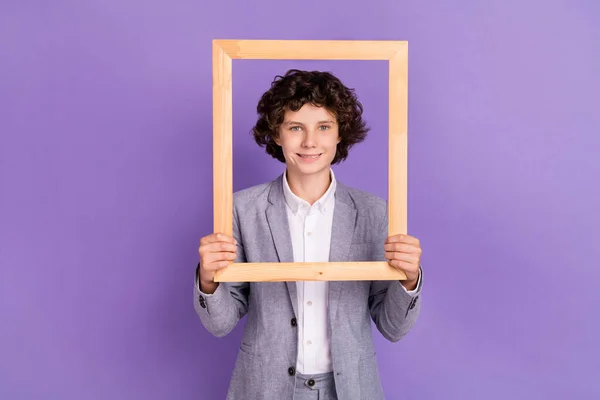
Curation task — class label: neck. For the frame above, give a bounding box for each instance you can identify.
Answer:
[286,168,331,205]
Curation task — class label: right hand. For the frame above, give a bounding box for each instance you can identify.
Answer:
[198,233,237,293]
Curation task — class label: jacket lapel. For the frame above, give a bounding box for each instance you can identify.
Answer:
[265,175,298,317]
[265,176,358,320]
[328,183,357,321]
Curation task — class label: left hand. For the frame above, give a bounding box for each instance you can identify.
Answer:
[384,234,422,291]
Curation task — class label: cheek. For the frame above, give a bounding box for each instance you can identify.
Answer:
[282,141,296,154]
[329,135,341,149]
[278,134,296,148]
[279,139,297,159]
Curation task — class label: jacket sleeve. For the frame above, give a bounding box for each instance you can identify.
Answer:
[368,205,423,342]
[193,203,249,337]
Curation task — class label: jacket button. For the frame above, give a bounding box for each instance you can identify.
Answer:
[288,367,295,376]
[307,379,315,387]
[291,318,297,327]
[199,296,206,309]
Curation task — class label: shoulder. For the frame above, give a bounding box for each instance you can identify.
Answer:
[338,182,388,241]
[232,176,279,211]
[341,183,387,217]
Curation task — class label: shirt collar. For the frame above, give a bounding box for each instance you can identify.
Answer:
[282,169,337,215]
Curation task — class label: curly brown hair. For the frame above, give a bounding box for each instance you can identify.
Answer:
[252,69,369,164]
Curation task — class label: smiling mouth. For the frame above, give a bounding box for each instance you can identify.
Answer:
[297,153,322,159]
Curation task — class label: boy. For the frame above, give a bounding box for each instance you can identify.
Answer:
[194,69,422,399]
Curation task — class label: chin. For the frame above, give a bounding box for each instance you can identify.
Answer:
[295,162,330,176]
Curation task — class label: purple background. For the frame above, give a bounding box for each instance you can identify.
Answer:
[1,1,599,399]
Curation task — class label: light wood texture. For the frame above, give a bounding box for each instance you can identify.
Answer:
[214,262,407,282]
[212,41,233,237]
[212,39,409,282]
[388,44,409,236]
[214,40,405,60]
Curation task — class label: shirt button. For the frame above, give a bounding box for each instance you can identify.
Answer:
[306,340,312,345]
[307,232,312,236]
[307,301,312,306]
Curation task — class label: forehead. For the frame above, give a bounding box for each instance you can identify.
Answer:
[283,103,336,122]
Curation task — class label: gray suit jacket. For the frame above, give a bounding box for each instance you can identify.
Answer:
[194,174,422,399]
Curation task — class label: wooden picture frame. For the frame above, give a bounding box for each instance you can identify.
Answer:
[212,39,408,282]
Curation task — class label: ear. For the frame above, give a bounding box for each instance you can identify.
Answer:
[274,136,281,146]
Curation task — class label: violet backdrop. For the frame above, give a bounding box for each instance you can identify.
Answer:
[1,0,599,399]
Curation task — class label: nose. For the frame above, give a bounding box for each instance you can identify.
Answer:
[301,128,317,148]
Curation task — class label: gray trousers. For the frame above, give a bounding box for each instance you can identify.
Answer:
[293,372,338,400]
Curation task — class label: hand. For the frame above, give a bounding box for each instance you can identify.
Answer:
[198,233,237,294]
[384,234,422,291]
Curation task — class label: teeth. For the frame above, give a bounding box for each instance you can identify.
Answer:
[300,154,320,158]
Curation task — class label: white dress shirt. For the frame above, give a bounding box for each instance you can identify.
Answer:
[282,169,337,374]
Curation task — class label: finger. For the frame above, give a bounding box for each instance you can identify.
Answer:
[214,260,232,269]
[384,242,422,254]
[200,233,237,246]
[202,259,232,271]
[385,234,420,246]
[388,260,420,277]
[200,233,219,245]
[203,251,237,265]
[200,242,237,255]
[202,259,234,272]
[384,252,420,264]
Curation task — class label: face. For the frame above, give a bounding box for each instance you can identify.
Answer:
[274,103,341,178]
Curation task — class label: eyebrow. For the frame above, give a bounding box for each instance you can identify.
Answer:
[283,120,335,125]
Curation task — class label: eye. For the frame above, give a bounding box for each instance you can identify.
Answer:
[290,126,302,132]
[319,125,331,131]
